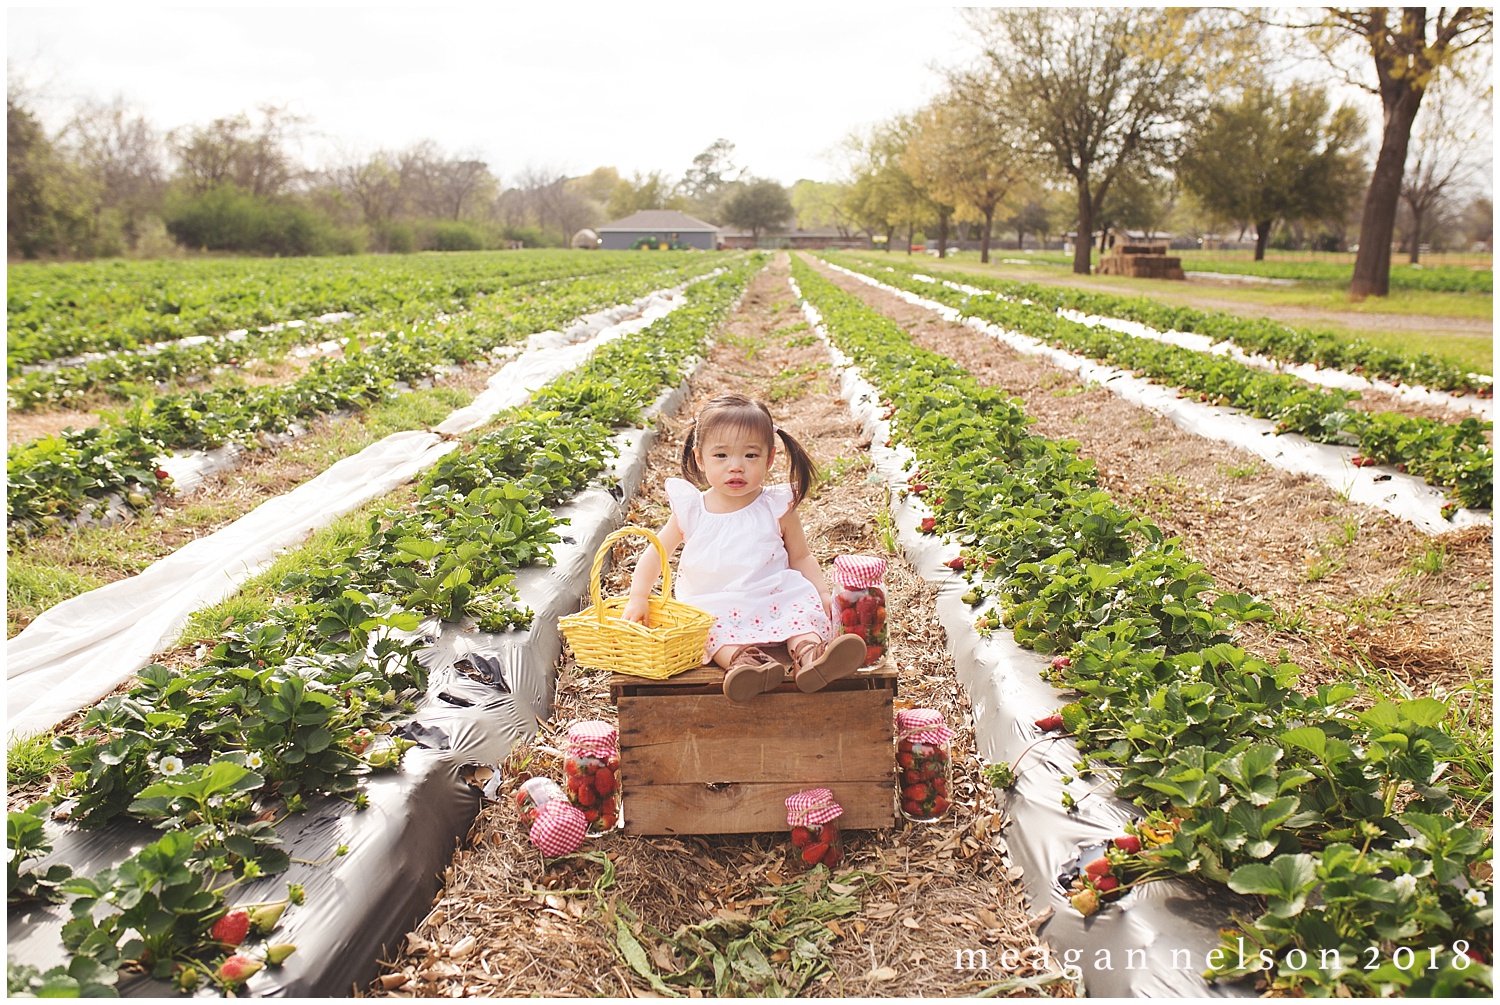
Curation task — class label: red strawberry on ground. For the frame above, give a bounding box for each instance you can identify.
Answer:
[919,517,937,533]
[1113,835,1142,854]
[1050,656,1072,669]
[217,954,262,986]
[945,556,966,571]
[210,908,250,947]
[1034,714,1064,731]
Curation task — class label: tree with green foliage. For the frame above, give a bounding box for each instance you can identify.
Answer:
[606,170,681,220]
[721,178,794,242]
[1177,82,1366,260]
[789,178,854,235]
[1307,8,1492,297]
[960,7,1243,274]
[7,91,93,258]
[905,93,1026,263]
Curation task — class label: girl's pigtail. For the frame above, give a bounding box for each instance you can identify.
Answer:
[776,428,819,508]
[680,420,705,486]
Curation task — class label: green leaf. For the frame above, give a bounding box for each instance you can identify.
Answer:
[1228,853,1316,917]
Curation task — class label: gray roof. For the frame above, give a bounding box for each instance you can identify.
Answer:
[597,209,718,233]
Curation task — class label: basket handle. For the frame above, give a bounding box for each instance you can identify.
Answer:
[589,525,672,626]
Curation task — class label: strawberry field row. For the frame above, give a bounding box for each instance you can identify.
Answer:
[826,256,1492,513]
[7,250,694,372]
[791,256,1490,997]
[6,260,758,996]
[6,260,723,538]
[836,253,1490,395]
[8,255,702,411]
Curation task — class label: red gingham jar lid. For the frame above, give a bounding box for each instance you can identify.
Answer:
[529,800,587,856]
[566,720,618,758]
[833,555,887,589]
[896,708,955,745]
[786,787,844,827]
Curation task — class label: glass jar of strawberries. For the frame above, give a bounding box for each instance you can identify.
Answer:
[895,708,954,823]
[515,776,567,823]
[564,720,621,836]
[832,555,888,666]
[786,788,845,869]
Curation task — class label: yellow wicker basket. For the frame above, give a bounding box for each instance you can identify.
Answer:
[559,526,713,679]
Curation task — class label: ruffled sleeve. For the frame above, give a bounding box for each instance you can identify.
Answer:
[761,484,795,520]
[664,478,702,537]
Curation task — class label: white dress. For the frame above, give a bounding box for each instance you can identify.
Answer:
[665,477,833,659]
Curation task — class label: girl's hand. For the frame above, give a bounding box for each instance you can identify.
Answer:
[621,595,650,625]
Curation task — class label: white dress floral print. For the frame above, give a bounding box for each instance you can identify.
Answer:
[665,477,833,659]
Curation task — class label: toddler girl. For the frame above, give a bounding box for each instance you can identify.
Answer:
[621,393,866,702]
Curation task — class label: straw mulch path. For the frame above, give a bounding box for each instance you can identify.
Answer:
[365,256,1074,998]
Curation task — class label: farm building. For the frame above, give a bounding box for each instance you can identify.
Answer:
[597,210,718,251]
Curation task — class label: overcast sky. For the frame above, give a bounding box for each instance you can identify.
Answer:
[8,5,973,187]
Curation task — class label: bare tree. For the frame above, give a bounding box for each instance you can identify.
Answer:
[960,8,1242,274]
[1398,74,1489,262]
[1305,8,1492,296]
[60,96,164,249]
[171,103,304,197]
[326,150,404,227]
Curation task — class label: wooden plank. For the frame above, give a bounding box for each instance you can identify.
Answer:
[623,780,894,835]
[619,690,893,785]
[610,655,897,699]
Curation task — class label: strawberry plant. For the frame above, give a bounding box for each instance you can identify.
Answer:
[792,257,1492,996]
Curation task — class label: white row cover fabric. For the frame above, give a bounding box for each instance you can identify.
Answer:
[918,273,1493,420]
[6,289,690,739]
[833,264,1489,534]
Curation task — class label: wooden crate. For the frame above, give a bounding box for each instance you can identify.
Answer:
[611,648,897,835]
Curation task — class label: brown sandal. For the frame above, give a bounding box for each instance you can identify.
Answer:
[721,646,789,702]
[791,635,866,693]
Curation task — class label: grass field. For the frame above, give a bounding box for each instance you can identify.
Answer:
[894,251,1493,375]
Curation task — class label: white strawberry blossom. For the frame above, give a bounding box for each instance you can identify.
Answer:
[245,752,264,770]
[1393,873,1418,894]
[1464,889,1486,907]
[159,755,184,776]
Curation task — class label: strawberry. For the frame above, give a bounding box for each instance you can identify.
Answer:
[154,467,170,480]
[856,596,879,619]
[931,796,950,814]
[790,826,814,848]
[802,842,829,865]
[905,784,930,803]
[593,766,616,796]
[823,844,843,868]
[1050,656,1072,669]
[584,808,599,823]
[896,751,914,769]
[932,777,948,795]
[1070,888,1100,917]
[210,907,251,947]
[249,901,286,934]
[264,943,297,966]
[1095,875,1121,895]
[574,784,596,807]
[217,954,262,986]
[919,517,936,533]
[1034,714,1064,731]
[945,556,966,571]
[840,609,859,627]
[1083,857,1112,879]
[864,644,883,662]
[902,798,922,816]
[910,482,928,494]
[844,624,867,641]
[1112,835,1141,854]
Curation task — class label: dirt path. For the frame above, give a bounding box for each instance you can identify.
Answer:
[803,254,1493,713]
[368,257,1069,998]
